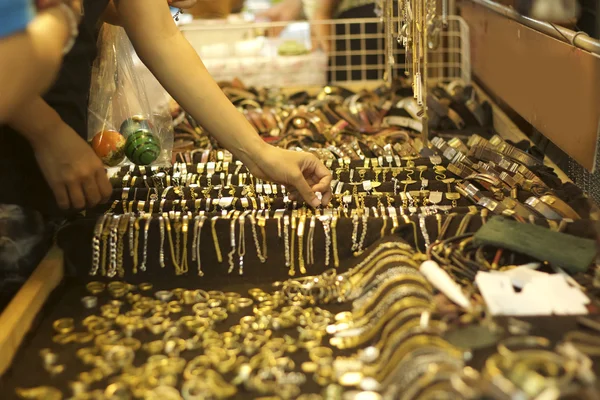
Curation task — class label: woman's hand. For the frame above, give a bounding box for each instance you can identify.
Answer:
[256,0,303,36]
[32,123,112,210]
[243,145,332,208]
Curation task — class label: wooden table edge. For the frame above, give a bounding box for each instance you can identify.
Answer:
[0,246,64,377]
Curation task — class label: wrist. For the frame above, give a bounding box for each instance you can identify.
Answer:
[235,134,269,165]
[8,98,68,148]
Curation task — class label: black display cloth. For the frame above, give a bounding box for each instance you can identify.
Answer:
[0,236,404,399]
[2,231,600,399]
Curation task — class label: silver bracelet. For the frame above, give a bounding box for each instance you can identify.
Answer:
[419,214,432,249]
[58,3,79,55]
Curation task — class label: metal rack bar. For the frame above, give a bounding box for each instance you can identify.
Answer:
[468,0,600,55]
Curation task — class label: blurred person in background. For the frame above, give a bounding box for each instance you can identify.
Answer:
[0,0,78,122]
[259,0,396,81]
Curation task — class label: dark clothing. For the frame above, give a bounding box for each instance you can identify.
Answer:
[0,0,109,216]
[329,3,404,82]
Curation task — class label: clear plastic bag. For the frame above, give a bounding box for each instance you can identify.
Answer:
[88,24,173,167]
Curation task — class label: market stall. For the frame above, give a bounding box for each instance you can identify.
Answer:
[1,1,600,399]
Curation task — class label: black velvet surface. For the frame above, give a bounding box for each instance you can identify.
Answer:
[0,236,406,399]
[3,227,600,398]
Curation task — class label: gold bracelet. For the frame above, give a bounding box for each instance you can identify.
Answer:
[290,213,297,276]
[497,336,551,359]
[307,215,316,266]
[163,214,181,273]
[132,216,141,274]
[211,216,223,263]
[402,214,422,253]
[380,213,388,239]
[331,215,339,268]
[298,213,306,274]
[100,216,112,276]
[180,213,190,275]
[237,211,248,275]
[116,216,129,277]
[283,215,291,271]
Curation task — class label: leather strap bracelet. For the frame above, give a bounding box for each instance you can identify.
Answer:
[469,146,546,191]
[395,98,422,121]
[383,115,423,133]
[447,162,476,179]
[524,197,563,220]
[495,142,542,167]
[539,195,581,220]
[467,134,491,149]
[478,197,509,215]
[502,198,541,220]
[447,138,469,154]
[427,94,466,129]
[455,182,484,204]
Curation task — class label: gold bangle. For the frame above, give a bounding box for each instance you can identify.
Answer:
[53,318,75,334]
[138,282,153,291]
[308,346,333,364]
[143,340,165,355]
[52,333,76,345]
[236,297,254,308]
[497,336,551,359]
[562,331,600,356]
[86,281,106,295]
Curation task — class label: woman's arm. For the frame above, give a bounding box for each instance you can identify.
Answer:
[7,97,113,210]
[102,0,198,26]
[0,6,72,122]
[114,0,332,207]
[312,0,342,51]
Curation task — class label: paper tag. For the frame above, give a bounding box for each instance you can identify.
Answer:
[343,195,353,204]
[476,271,589,316]
[264,184,272,195]
[394,156,402,167]
[335,182,344,195]
[363,180,372,191]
